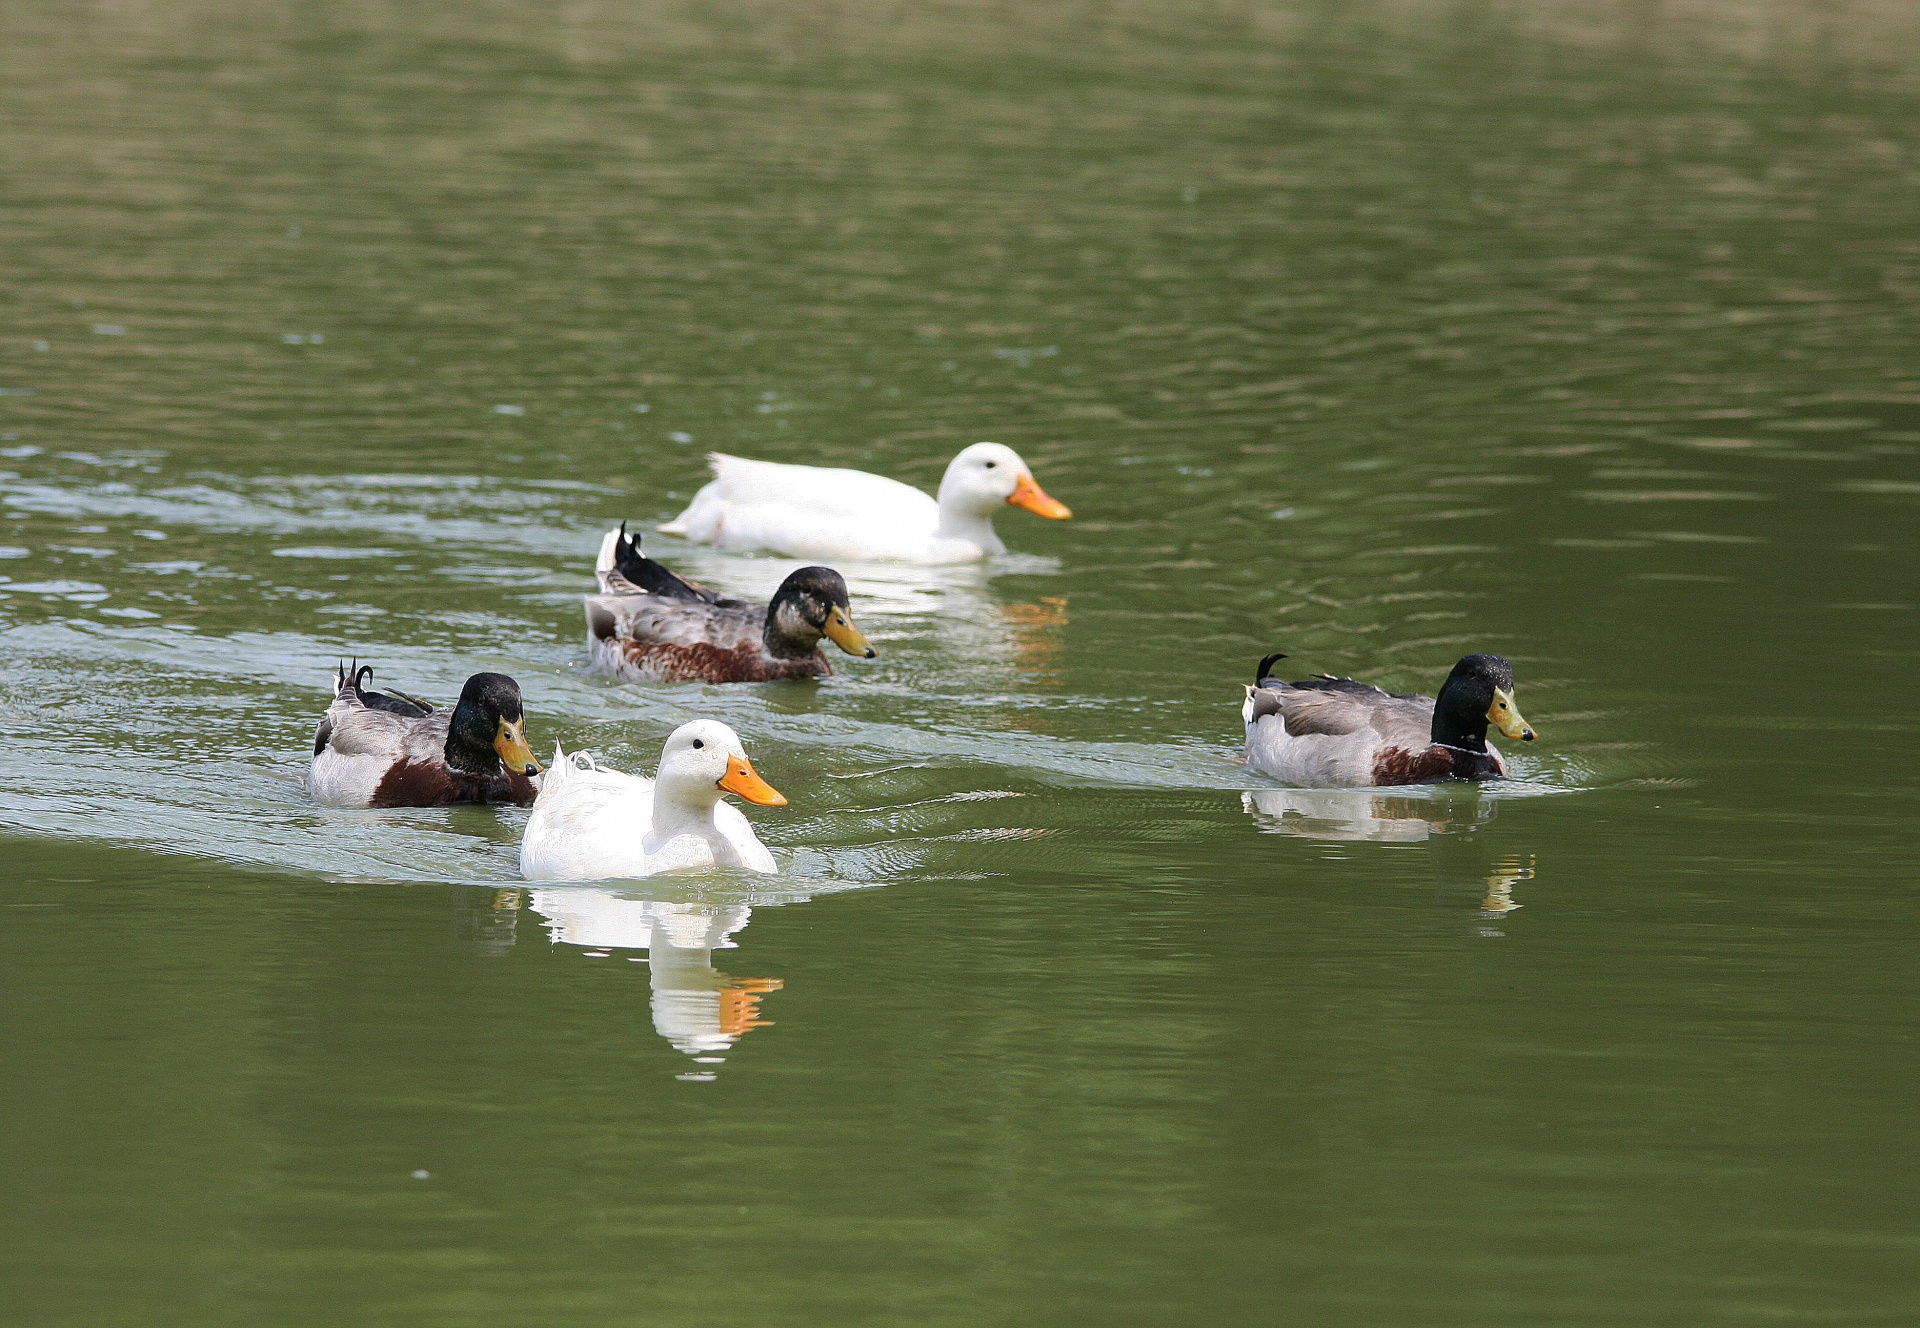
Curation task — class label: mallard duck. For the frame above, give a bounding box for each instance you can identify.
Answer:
[1242,652,1537,787]
[308,663,542,807]
[658,442,1071,563]
[519,720,787,880]
[584,525,875,683]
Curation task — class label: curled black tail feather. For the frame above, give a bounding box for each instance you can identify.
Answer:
[1256,652,1288,685]
[611,523,724,604]
[335,658,374,695]
[336,658,433,717]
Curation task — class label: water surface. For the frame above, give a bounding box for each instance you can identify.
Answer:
[3,2,1918,1324]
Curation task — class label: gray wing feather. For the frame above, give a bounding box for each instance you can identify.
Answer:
[319,691,451,760]
[1267,677,1435,744]
[586,593,763,650]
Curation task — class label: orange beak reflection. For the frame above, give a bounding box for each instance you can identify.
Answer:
[1008,472,1072,520]
[717,753,788,807]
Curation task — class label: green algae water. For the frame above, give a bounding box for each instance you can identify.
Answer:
[3,2,1919,1323]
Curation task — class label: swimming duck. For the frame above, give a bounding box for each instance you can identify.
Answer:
[308,664,542,807]
[658,441,1071,564]
[519,720,787,880]
[1242,652,1537,788]
[585,525,875,683]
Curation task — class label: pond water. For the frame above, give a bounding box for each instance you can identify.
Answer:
[2,2,1918,1323]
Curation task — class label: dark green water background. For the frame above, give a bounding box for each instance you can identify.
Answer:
[3,2,1918,1323]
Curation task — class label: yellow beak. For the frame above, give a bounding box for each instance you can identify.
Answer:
[1487,688,1536,742]
[717,752,788,807]
[821,606,876,658]
[1008,471,1072,520]
[493,718,543,775]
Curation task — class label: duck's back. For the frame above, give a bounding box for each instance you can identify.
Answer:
[520,751,658,880]
[662,453,940,560]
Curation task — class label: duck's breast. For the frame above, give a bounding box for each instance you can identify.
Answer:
[714,800,778,873]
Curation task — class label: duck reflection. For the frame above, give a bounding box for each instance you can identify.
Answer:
[1241,787,1537,932]
[1241,787,1495,842]
[1429,828,1536,936]
[451,886,525,958]
[527,887,783,1072]
[1000,595,1069,678]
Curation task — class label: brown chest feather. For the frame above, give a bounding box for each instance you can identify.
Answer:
[369,761,537,808]
[1371,744,1503,786]
[611,639,824,683]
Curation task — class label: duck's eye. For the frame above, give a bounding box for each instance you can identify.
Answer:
[984,460,996,469]
[692,739,704,749]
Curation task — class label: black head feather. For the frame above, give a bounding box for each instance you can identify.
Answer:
[445,672,527,774]
[1431,653,1516,751]
[763,566,853,658]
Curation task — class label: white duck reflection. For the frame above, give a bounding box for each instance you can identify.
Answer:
[1242,787,1534,927]
[528,886,782,1068]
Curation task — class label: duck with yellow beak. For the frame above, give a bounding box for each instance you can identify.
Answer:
[659,441,1071,564]
[586,525,876,683]
[519,721,788,879]
[1242,652,1539,788]
[308,663,543,808]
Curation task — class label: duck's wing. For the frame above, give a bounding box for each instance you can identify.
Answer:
[584,591,764,651]
[1251,677,1378,737]
[1255,676,1435,745]
[320,706,447,758]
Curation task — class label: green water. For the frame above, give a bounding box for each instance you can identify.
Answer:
[3,2,1919,1323]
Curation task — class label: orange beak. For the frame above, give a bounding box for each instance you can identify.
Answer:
[716,753,787,807]
[1008,472,1072,520]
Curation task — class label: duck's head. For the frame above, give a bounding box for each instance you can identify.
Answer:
[937,442,1072,521]
[657,720,788,808]
[765,565,875,660]
[1431,654,1536,752]
[446,672,542,777]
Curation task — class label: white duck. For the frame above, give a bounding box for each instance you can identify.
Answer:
[658,441,1071,564]
[519,720,787,881]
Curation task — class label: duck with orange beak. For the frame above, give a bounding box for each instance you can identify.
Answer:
[659,442,1071,564]
[519,720,789,879]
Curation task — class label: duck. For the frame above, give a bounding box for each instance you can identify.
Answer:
[308,663,542,807]
[658,441,1071,564]
[585,524,875,683]
[519,720,787,880]
[1242,652,1537,788]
